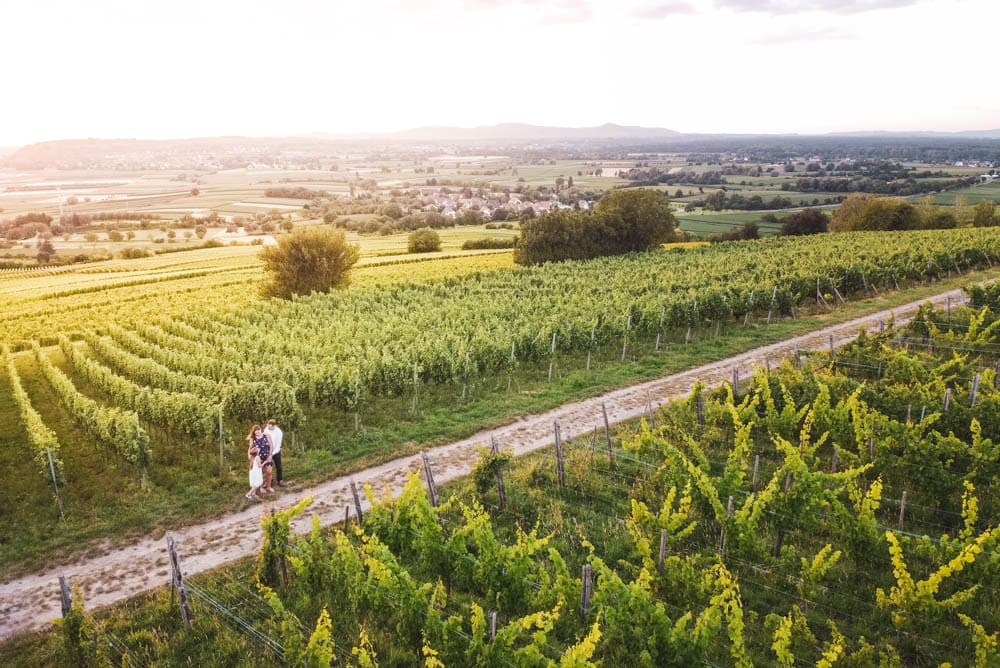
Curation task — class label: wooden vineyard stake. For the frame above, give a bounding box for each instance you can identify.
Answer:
[696,394,704,428]
[879,319,885,334]
[795,346,802,369]
[898,491,907,530]
[829,278,846,305]
[548,332,557,382]
[943,388,951,412]
[343,505,351,532]
[732,366,739,396]
[829,334,835,357]
[970,374,981,407]
[657,529,668,574]
[868,436,875,462]
[831,446,839,473]
[586,328,595,371]
[621,313,631,362]
[580,564,593,623]
[744,289,755,327]
[646,389,655,427]
[489,611,498,641]
[719,495,733,556]
[656,306,665,350]
[554,421,565,489]
[816,278,829,308]
[906,404,912,424]
[767,286,777,324]
[422,453,440,507]
[751,454,760,493]
[46,447,65,521]
[218,404,226,475]
[918,406,926,424]
[995,361,1000,389]
[490,436,507,511]
[270,508,290,589]
[601,403,615,470]
[167,536,192,629]
[784,471,793,493]
[350,480,365,526]
[59,576,72,617]
[947,296,951,316]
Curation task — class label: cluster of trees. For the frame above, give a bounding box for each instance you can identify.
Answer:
[703,191,796,211]
[830,194,998,232]
[621,167,727,186]
[784,175,976,196]
[264,187,328,200]
[514,189,676,265]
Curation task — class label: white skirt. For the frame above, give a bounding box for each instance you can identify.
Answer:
[250,466,263,487]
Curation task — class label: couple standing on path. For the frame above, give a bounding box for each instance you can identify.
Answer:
[246,419,284,500]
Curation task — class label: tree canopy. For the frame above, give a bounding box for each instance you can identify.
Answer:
[260,227,360,299]
[514,188,676,265]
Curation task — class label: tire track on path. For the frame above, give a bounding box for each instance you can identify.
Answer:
[0,286,967,641]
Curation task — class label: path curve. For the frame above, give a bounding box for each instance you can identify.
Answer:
[0,287,967,641]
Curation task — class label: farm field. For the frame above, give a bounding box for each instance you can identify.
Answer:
[3,291,999,665]
[1,228,1000,585]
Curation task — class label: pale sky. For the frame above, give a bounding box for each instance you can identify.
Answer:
[1,0,998,146]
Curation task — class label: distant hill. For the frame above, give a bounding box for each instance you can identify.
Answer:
[382,122,680,141]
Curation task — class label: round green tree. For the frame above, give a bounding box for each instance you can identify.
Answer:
[260,227,360,298]
[408,228,441,253]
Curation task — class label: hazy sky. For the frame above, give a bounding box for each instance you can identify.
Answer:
[2,0,998,145]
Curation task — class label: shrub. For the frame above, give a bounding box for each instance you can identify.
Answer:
[260,227,360,299]
[461,237,517,250]
[408,228,441,253]
[118,247,151,259]
[709,221,759,243]
[780,208,828,236]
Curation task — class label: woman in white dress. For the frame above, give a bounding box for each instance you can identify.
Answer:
[246,446,263,500]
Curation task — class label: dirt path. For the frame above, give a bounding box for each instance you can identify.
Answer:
[0,287,966,641]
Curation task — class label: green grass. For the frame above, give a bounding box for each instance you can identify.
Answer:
[931,179,1000,205]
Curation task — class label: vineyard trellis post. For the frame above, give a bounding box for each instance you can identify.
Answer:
[621,313,631,362]
[657,528,667,574]
[601,403,615,470]
[343,505,351,532]
[46,447,65,521]
[580,564,593,623]
[829,334,834,358]
[898,491,908,530]
[217,404,225,476]
[586,327,595,371]
[767,286,777,324]
[868,436,875,463]
[995,360,1000,389]
[548,332,557,382]
[553,421,565,489]
[906,404,912,424]
[829,277,845,305]
[350,480,364,527]
[422,452,440,507]
[489,611,498,641]
[751,454,760,493]
[943,388,951,412]
[167,535,193,629]
[696,394,704,428]
[732,366,739,396]
[918,406,926,424]
[59,575,72,617]
[490,436,506,511]
[744,289,755,327]
[719,495,733,556]
[970,374,981,406]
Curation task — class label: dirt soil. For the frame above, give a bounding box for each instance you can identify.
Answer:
[0,287,967,641]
